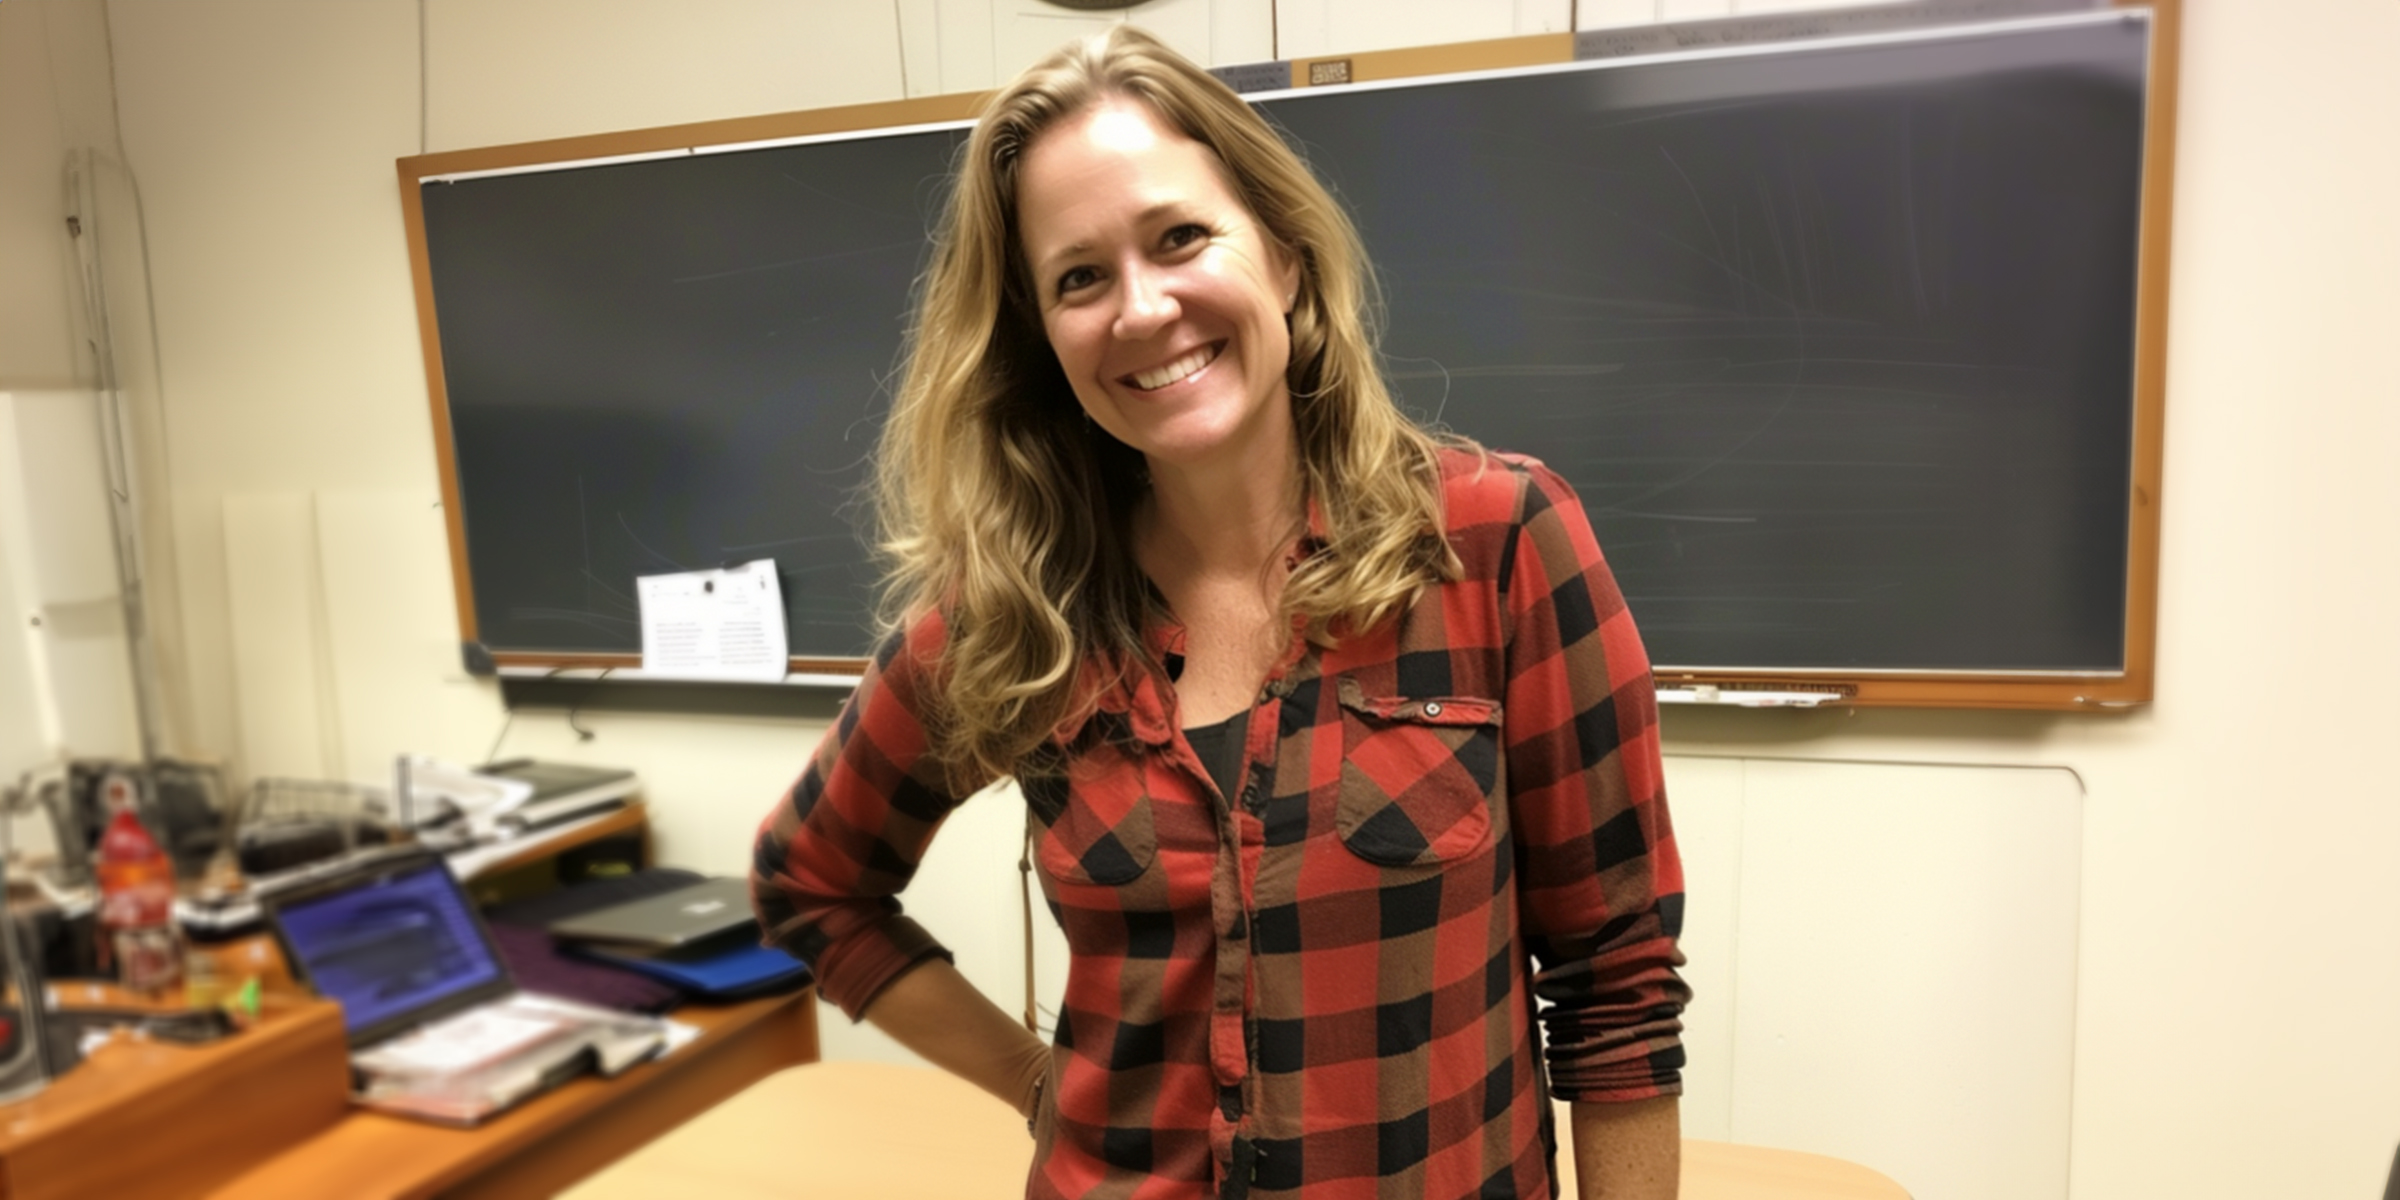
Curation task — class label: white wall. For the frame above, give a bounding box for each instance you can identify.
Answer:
[0,0,140,787]
[77,1,2400,1196]
[0,0,111,392]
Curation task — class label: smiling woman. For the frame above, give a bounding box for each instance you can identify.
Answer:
[1017,100,1301,477]
[751,26,1689,1200]
[863,26,1470,778]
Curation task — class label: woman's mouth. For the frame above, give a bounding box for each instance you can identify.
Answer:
[1124,342,1222,391]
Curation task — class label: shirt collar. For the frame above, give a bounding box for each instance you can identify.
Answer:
[1052,498,1324,749]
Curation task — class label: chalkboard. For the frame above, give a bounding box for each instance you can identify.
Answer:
[405,9,2169,704]
[423,128,965,662]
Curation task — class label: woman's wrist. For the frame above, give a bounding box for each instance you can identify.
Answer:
[1023,1072,1046,1134]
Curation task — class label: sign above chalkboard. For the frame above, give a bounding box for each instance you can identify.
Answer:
[398,3,2177,709]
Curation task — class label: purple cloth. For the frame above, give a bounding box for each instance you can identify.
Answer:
[487,920,682,1014]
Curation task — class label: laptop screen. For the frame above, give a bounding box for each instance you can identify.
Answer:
[275,857,507,1037]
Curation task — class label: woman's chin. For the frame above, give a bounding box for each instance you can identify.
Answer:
[1121,399,1290,477]
[1130,424,1266,475]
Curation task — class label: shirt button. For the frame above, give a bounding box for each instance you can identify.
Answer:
[1423,701,1443,717]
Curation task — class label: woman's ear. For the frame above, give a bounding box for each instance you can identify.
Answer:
[1274,243,1302,315]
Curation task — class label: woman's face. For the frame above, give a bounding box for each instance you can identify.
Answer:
[1015,99,1301,474]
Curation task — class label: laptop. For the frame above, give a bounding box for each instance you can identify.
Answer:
[546,876,755,950]
[266,850,665,1124]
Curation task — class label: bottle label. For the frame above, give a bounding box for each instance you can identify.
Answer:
[112,926,184,994]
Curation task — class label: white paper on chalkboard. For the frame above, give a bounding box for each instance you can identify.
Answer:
[635,560,788,681]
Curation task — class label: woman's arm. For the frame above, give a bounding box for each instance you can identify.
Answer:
[751,616,998,1009]
[1570,1097,1680,1200]
[861,957,1052,1118]
[750,615,1053,1121]
[1490,455,1690,1177]
[751,619,960,1019]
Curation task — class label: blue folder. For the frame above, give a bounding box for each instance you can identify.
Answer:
[571,935,811,999]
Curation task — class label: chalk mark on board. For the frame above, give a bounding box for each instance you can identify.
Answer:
[1586,359,1806,517]
[1778,142,1819,312]
[575,571,638,611]
[1658,146,1730,293]
[1599,529,1769,556]
[1592,98,1775,134]
[672,239,924,286]
[616,513,691,572]
[1426,280,1713,318]
[1758,175,1800,322]
[508,607,641,634]
[1623,577,1915,611]
[778,172,904,224]
[1609,511,1757,524]
[1385,363,1623,380]
[1898,103,1931,316]
[574,476,642,612]
[1577,457,1948,471]
[1634,223,1800,319]
[719,532,854,554]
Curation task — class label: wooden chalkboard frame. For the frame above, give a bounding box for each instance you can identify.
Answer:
[397,0,2178,710]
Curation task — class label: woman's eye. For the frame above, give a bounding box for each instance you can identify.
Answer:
[1055,266,1099,297]
[1163,224,1208,251]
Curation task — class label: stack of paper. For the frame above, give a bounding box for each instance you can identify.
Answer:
[350,993,668,1125]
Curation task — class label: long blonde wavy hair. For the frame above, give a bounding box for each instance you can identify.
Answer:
[873,25,1459,785]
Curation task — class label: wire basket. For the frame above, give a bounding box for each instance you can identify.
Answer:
[234,777,400,875]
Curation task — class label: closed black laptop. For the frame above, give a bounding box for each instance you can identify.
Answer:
[546,876,755,950]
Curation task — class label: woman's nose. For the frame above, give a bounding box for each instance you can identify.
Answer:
[1112,263,1178,339]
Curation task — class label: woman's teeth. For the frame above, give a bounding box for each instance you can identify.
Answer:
[1131,345,1218,390]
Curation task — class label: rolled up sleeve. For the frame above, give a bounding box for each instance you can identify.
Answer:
[750,612,980,1020]
[1498,457,1690,1102]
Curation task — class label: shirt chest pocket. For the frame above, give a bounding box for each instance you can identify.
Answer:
[1333,676,1504,868]
[1026,750,1159,887]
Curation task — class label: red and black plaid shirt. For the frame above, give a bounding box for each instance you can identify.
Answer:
[754,450,1687,1200]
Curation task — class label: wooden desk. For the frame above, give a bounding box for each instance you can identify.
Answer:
[1673,1137,1914,1200]
[0,983,815,1200]
[203,987,818,1200]
[564,1060,1911,1200]
[4,809,818,1199]
[0,993,349,1200]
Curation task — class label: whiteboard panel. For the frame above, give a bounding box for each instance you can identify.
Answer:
[222,493,334,781]
[314,490,497,782]
[1730,759,2081,1200]
[1659,754,1745,1140]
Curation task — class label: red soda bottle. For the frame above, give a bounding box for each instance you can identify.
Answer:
[95,773,184,994]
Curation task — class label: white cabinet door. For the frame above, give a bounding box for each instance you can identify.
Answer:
[1664,755,2081,1200]
[904,0,1276,97]
[0,391,142,765]
[1280,0,1571,59]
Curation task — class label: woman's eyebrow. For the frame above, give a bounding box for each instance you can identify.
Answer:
[1032,238,1096,278]
[1031,200,1200,277]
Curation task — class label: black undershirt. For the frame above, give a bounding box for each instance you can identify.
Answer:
[1181,710,1249,804]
